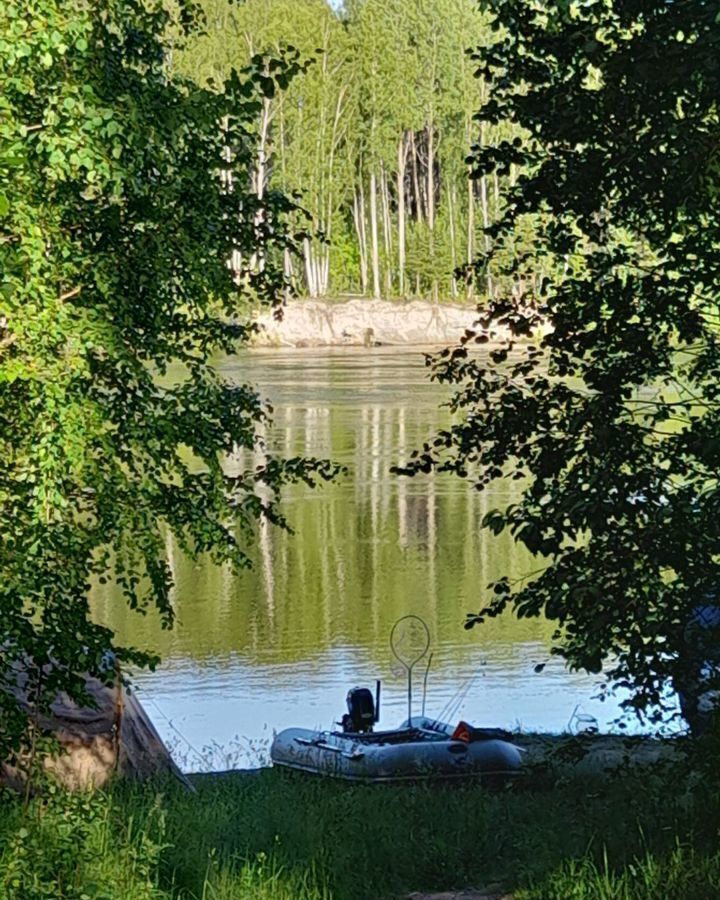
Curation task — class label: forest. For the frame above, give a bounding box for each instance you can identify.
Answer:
[3,0,720,897]
[173,0,532,303]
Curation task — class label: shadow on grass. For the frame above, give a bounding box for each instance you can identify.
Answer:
[155,751,720,899]
[2,745,720,899]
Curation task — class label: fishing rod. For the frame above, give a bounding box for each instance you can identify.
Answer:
[421,651,434,717]
[435,666,482,724]
[445,672,479,722]
[146,697,211,770]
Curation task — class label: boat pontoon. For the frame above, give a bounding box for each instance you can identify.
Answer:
[270,683,522,783]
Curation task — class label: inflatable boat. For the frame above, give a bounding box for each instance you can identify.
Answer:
[270,685,522,783]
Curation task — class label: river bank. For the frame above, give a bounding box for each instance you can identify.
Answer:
[185,731,684,783]
[2,744,718,900]
[251,298,487,348]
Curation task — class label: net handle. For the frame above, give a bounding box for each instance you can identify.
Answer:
[390,615,430,724]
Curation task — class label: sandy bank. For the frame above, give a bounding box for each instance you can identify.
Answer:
[252,298,486,348]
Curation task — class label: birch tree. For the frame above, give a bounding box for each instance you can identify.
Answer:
[176,0,521,303]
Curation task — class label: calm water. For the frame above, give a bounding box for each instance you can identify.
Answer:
[93,348,644,772]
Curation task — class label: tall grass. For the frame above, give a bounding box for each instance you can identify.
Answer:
[1,760,719,899]
[518,845,720,900]
[0,784,167,900]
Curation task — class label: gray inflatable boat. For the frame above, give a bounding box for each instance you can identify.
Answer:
[270,718,522,783]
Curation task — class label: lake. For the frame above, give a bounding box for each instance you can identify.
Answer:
[93,347,646,772]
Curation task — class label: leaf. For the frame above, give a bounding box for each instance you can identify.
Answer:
[0,0,328,763]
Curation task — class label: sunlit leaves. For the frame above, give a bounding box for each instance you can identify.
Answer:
[0,0,337,757]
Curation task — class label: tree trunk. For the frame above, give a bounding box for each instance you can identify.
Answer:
[303,237,318,298]
[314,254,323,297]
[353,188,368,295]
[426,124,435,232]
[426,124,437,301]
[283,247,294,303]
[320,84,347,299]
[448,184,458,299]
[251,94,272,274]
[410,131,423,223]
[380,163,393,296]
[320,246,330,297]
[466,176,475,300]
[479,123,493,300]
[369,170,381,299]
[479,173,493,300]
[397,135,408,297]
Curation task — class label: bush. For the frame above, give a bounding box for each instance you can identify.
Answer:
[0,785,166,900]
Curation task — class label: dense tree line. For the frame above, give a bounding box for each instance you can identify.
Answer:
[174,0,539,303]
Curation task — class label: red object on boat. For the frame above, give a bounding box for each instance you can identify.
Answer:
[451,721,472,743]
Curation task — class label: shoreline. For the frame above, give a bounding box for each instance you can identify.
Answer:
[251,297,489,348]
[186,730,685,782]
[3,728,705,900]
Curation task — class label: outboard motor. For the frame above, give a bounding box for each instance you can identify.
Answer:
[340,682,380,733]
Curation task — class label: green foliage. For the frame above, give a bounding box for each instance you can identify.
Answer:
[174,0,504,301]
[3,761,720,899]
[0,0,336,757]
[401,1,720,721]
[517,846,720,900]
[0,785,166,899]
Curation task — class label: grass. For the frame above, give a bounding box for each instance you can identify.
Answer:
[2,752,720,900]
[517,845,720,900]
